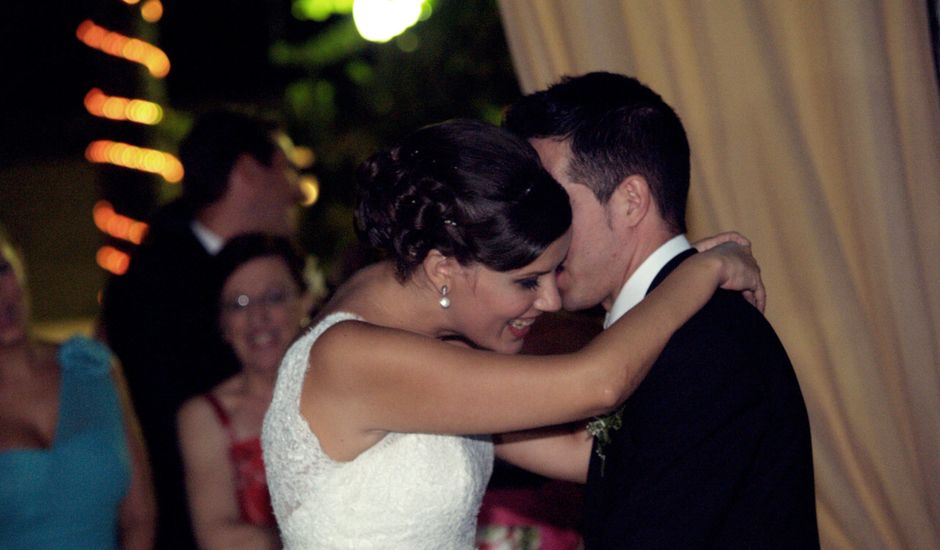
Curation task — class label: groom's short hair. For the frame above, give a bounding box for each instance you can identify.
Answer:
[504,71,690,235]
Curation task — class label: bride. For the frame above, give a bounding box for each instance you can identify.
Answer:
[262,119,762,549]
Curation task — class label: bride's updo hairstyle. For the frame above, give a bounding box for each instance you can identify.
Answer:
[355,119,572,281]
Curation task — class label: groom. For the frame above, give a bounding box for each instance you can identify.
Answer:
[505,72,819,548]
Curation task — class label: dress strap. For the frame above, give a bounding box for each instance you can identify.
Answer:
[204,393,237,444]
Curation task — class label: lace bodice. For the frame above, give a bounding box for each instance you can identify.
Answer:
[262,312,494,549]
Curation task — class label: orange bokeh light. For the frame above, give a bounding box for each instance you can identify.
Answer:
[93,201,149,245]
[291,145,316,169]
[84,88,164,125]
[76,19,170,77]
[85,140,184,183]
[299,175,320,207]
[141,0,163,22]
[96,246,131,275]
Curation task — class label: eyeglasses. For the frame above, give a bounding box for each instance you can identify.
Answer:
[221,287,295,314]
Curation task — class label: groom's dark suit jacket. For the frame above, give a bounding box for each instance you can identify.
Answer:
[582,249,818,549]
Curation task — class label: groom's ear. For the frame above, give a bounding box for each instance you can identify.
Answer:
[609,175,651,228]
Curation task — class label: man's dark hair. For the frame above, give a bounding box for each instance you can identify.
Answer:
[178,110,281,212]
[504,71,690,234]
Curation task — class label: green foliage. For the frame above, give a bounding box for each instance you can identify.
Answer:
[272,0,520,281]
[292,0,355,22]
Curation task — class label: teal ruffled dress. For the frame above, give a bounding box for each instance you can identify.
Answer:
[0,336,131,550]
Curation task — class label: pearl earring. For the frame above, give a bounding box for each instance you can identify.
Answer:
[439,285,451,309]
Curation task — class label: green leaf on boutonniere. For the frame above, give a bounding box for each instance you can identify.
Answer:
[586,407,624,477]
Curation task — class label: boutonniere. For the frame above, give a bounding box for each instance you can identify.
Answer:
[586,406,623,476]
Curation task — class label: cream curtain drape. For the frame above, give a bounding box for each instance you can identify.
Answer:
[496,1,940,548]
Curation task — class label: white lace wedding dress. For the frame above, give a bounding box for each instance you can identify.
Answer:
[262,312,494,549]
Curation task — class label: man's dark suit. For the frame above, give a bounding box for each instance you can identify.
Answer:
[582,249,818,549]
[101,200,239,550]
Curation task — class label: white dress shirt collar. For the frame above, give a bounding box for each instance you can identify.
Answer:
[603,234,692,329]
[190,221,225,255]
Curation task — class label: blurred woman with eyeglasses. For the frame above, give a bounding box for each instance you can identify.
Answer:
[177,233,315,550]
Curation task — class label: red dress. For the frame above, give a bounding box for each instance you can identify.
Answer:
[204,394,276,527]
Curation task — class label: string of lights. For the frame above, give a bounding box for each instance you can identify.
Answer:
[85,140,183,183]
[84,88,164,125]
[76,19,170,78]
[77,1,169,275]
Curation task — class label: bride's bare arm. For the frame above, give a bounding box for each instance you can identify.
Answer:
[694,233,764,311]
[495,426,593,483]
[303,243,760,454]
[496,242,762,482]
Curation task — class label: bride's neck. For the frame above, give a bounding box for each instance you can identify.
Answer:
[334,261,453,339]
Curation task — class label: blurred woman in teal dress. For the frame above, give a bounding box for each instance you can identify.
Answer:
[0,225,155,550]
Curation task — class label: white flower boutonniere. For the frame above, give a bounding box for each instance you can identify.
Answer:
[586,406,624,476]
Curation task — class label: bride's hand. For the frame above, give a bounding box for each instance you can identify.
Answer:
[700,242,766,312]
[693,231,751,252]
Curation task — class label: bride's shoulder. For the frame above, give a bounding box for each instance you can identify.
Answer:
[309,314,426,377]
[311,315,379,354]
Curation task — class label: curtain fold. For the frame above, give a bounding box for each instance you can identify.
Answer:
[497,1,940,548]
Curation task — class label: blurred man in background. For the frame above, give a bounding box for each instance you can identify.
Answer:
[101,109,303,549]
